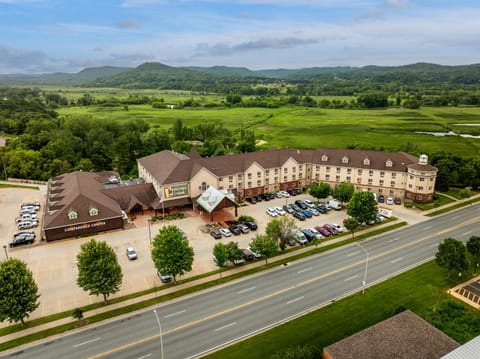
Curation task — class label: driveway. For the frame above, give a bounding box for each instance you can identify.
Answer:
[0,187,428,325]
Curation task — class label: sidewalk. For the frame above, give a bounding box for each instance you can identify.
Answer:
[0,219,403,346]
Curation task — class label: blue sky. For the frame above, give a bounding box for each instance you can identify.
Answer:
[0,0,479,73]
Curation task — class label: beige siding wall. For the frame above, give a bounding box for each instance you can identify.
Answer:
[190,168,218,198]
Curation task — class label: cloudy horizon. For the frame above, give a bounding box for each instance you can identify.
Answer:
[1,0,479,74]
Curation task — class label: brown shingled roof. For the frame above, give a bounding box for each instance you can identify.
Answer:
[103,183,158,211]
[138,148,435,186]
[44,171,122,230]
[323,310,459,359]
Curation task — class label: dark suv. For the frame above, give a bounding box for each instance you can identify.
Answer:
[244,221,258,230]
[295,200,307,210]
[9,233,35,248]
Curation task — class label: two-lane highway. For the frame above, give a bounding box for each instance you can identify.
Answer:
[4,203,480,359]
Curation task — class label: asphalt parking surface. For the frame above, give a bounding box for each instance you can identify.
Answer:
[0,186,426,324]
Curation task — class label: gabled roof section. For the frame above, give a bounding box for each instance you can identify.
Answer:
[44,171,122,229]
[137,150,193,184]
[196,186,237,213]
[103,183,158,211]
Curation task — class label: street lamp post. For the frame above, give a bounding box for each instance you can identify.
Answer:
[153,309,165,359]
[3,245,8,260]
[356,242,369,294]
[148,218,152,244]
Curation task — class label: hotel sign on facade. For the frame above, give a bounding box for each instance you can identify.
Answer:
[164,183,189,199]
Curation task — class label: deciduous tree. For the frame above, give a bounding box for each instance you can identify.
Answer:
[249,234,279,264]
[435,238,468,278]
[346,191,377,225]
[344,217,360,240]
[466,236,480,274]
[76,239,123,304]
[265,216,297,251]
[0,258,40,324]
[332,182,355,203]
[151,225,194,284]
[309,182,331,202]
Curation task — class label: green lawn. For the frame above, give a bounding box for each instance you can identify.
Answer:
[56,103,480,157]
[206,261,480,359]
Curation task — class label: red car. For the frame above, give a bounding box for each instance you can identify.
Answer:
[314,226,331,237]
[323,224,339,235]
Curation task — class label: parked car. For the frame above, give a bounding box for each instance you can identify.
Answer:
[15,214,37,223]
[126,247,137,260]
[291,229,308,245]
[295,200,307,210]
[309,228,324,240]
[331,224,344,233]
[291,204,302,212]
[157,271,172,283]
[327,199,342,210]
[179,229,187,238]
[303,199,315,208]
[210,230,222,239]
[244,221,258,230]
[301,209,312,219]
[315,204,328,214]
[323,224,339,235]
[219,228,232,237]
[229,225,241,235]
[247,246,262,258]
[394,197,402,205]
[274,207,286,216]
[243,248,255,261]
[18,221,36,230]
[301,229,317,242]
[293,211,306,221]
[9,233,35,248]
[254,195,262,202]
[13,230,35,239]
[378,194,385,203]
[283,204,295,214]
[237,224,250,233]
[246,196,257,204]
[314,226,332,237]
[233,257,245,265]
[277,190,290,198]
[266,207,278,217]
[386,197,394,205]
[306,208,319,216]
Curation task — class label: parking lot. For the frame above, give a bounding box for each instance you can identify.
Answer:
[0,185,427,324]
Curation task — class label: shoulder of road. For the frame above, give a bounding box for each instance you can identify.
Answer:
[2,193,480,349]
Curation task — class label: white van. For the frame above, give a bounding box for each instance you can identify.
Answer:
[327,199,342,210]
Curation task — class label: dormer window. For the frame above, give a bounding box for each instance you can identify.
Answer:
[321,154,328,162]
[68,210,78,220]
[89,207,99,216]
[363,158,371,166]
[342,156,349,164]
[386,159,393,167]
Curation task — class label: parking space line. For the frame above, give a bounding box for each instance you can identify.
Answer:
[237,286,256,294]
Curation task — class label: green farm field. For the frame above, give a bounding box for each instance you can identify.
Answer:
[57,102,480,157]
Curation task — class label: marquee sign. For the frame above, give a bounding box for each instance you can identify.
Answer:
[164,184,189,199]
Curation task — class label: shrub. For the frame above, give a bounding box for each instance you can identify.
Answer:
[238,215,255,223]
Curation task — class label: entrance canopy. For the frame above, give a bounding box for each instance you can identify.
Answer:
[196,186,238,221]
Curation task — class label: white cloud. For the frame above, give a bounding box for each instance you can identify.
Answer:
[384,0,414,8]
[116,19,142,29]
[120,0,167,8]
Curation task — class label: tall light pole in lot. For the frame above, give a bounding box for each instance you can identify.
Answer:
[147,218,152,244]
[3,245,8,260]
[153,309,165,359]
[356,242,369,295]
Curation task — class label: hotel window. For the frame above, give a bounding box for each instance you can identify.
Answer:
[292,174,296,180]
[238,174,243,179]
[408,184,413,188]
[219,177,223,182]
[275,168,279,174]
[257,180,261,186]
[368,178,373,184]
[265,170,270,176]
[357,178,361,184]
[265,178,270,185]
[283,176,288,181]
[369,170,374,176]
[89,207,98,216]
[386,160,393,167]
[257,172,261,178]
[248,173,252,179]
[390,190,395,195]
[420,177,425,181]
[409,175,414,180]
[322,155,328,161]
[346,176,351,182]
[342,156,349,164]
[336,175,340,181]
[247,181,252,188]
[292,167,296,172]
[380,171,385,177]
[326,174,330,180]
[229,184,234,189]
[347,168,352,174]
[336,167,341,173]
[392,172,396,178]
[68,210,78,220]
[284,168,288,173]
[358,169,363,175]
[229,176,233,182]
[326,166,330,172]
[379,180,384,186]
[274,177,278,182]
[430,178,434,181]
[315,174,320,180]
[391,181,395,187]
[316,165,320,171]
[299,173,303,178]
[238,182,243,187]
[363,158,370,166]
[418,186,424,190]
[201,182,208,191]
[379,189,383,193]
[299,165,303,171]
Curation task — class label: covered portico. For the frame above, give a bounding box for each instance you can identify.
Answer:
[196,186,239,222]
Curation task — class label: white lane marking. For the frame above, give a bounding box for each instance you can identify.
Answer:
[430,244,438,248]
[298,267,312,274]
[391,257,403,263]
[388,237,400,243]
[164,310,186,318]
[215,322,237,332]
[347,251,360,257]
[452,215,460,220]
[137,354,152,359]
[237,286,256,294]
[462,231,472,236]
[72,337,101,348]
[287,296,304,305]
[344,275,358,282]
[423,226,432,230]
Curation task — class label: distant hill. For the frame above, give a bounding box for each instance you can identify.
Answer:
[2,61,480,92]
